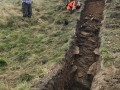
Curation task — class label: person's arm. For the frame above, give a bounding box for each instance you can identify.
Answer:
[72,1,76,10]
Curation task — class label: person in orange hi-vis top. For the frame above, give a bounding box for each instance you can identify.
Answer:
[67,0,81,13]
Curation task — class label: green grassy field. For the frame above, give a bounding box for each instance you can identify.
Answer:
[101,0,120,67]
[0,0,84,90]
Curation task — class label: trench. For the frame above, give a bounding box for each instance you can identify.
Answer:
[36,0,105,90]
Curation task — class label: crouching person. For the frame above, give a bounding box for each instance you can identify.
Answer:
[67,0,81,13]
[22,0,32,18]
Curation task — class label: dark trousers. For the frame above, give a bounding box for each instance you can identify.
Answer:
[22,2,32,18]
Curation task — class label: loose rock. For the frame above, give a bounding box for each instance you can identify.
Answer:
[93,48,100,55]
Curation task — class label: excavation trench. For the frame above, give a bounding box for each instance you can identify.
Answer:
[36,0,105,90]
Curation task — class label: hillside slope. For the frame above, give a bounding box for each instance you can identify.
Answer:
[0,0,83,90]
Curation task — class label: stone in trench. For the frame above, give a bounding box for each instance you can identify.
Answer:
[80,24,87,29]
[78,72,83,78]
[93,48,100,55]
[89,15,93,18]
[73,46,79,55]
[85,16,90,20]
[91,17,99,22]
[87,62,97,76]
[70,65,78,73]
[88,38,95,43]
[81,31,90,36]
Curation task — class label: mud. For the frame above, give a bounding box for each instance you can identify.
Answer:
[33,0,105,90]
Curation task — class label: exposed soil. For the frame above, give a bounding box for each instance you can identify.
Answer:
[32,0,105,90]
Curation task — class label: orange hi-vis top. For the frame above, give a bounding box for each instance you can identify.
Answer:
[67,1,76,10]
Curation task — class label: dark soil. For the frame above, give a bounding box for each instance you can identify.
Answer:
[32,0,105,90]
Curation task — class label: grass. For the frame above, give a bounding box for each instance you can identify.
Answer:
[90,1,120,89]
[0,0,84,89]
[101,1,120,67]
[91,1,120,89]
[0,58,7,67]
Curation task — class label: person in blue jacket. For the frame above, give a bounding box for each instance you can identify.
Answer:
[22,0,32,18]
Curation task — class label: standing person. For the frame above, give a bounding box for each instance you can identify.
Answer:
[22,0,32,18]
